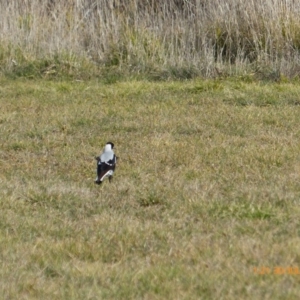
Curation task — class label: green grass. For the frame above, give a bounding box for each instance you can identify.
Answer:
[1,77,300,299]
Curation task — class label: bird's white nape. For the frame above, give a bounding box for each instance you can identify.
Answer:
[104,143,112,152]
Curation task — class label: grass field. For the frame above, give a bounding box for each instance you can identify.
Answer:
[1,76,300,299]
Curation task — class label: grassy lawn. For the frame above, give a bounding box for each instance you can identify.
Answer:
[1,77,300,299]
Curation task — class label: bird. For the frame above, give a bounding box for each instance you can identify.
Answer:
[94,142,117,185]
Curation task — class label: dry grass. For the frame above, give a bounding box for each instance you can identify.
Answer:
[1,77,300,299]
[2,0,300,79]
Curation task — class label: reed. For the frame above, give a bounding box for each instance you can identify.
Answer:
[1,0,300,79]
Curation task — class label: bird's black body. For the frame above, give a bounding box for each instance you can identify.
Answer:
[95,156,117,184]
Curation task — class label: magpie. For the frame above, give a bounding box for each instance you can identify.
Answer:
[94,142,117,185]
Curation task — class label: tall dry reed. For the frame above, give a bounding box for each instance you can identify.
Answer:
[1,0,300,78]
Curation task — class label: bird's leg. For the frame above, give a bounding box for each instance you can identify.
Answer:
[94,175,101,185]
[108,176,113,183]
